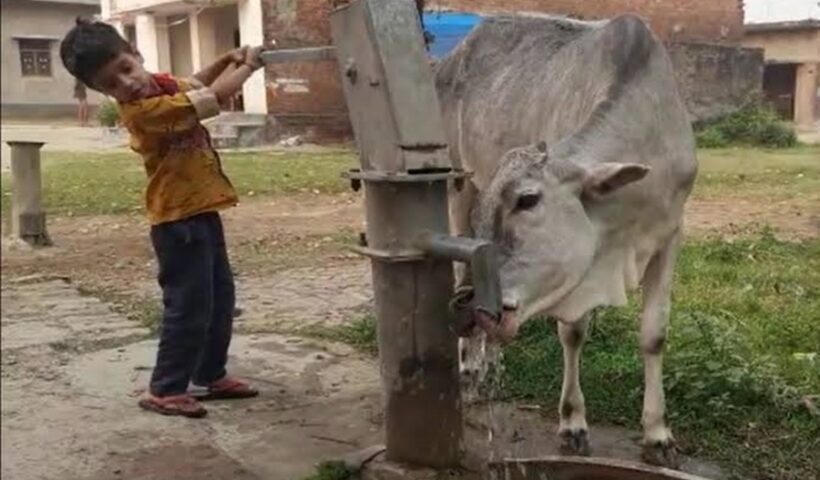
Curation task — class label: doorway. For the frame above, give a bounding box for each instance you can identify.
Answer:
[763,63,797,121]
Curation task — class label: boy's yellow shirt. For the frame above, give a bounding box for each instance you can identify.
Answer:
[118,75,238,225]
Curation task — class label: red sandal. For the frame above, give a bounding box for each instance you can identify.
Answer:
[191,376,259,401]
[138,393,208,418]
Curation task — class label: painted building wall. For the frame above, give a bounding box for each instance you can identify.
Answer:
[429,0,745,43]
[744,0,820,24]
[1,0,103,118]
[743,28,820,64]
[746,27,820,124]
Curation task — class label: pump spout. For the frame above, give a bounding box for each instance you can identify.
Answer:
[414,231,502,336]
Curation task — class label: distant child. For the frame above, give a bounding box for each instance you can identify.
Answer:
[74,78,89,126]
[60,19,263,418]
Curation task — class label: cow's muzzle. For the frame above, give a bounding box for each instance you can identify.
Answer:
[450,286,518,343]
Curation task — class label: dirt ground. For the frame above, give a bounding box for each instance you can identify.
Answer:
[2,179,816,479]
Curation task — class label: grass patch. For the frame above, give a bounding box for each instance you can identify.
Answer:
[694,146,820,202]
[300,314,378,356]
[0,149,356,217]
[302,461,357,480]
[2,147,817,222]
[503,231,820,480]
[324,233,819,479]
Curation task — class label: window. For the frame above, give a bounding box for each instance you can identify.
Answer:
[19,39,52,77]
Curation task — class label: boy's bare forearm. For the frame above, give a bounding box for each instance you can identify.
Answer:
[208,46,263,103]
[210,64,254,103]
[193,53,233,87]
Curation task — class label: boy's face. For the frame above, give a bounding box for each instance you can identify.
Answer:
[88,50,155,103]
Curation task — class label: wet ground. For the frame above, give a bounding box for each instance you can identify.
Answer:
[1,274,726,480]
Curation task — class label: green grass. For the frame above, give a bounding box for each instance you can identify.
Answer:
[1,147,817,219]
[503,231,820,480]
[299,314,379,356]
[1,149,356,217]
[302,461,357,480]
[327,232,820,480]
[695,146,820,201]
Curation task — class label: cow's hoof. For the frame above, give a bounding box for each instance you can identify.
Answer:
[641,440,680,469]
[558,429,591,456]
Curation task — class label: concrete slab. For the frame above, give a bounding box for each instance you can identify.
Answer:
[1,274,725,480]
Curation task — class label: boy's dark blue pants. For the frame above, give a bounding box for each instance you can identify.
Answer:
[149,212,235,397]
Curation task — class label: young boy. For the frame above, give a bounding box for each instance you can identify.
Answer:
[60,19,263,418]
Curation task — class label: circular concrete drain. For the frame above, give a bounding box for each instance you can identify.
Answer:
[488,456,712,480]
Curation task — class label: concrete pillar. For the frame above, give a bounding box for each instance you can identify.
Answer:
[135,14,160,72]
[100,0,112,21]
[238,0,268,114]
[6,142,50,247]
[189,9,218,74]
[135,14,172,73]
[189,12,202,72]
[155,16,172,73]
[110,20,125,37]
[794,62,818,127]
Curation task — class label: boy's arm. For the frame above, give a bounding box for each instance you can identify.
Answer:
[193,47,246,87]
[209,47,264,104]
[121,48,263,133]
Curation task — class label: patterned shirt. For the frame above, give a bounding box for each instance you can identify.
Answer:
[118,74,238,225]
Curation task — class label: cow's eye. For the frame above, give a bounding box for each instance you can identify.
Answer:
[514,192,541,211]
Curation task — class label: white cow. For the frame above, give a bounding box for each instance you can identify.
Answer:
[435,14,697,467]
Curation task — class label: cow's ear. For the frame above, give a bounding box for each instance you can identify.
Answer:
[582,163,649,197]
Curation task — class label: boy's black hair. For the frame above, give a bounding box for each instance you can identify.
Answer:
[60,17,132,86]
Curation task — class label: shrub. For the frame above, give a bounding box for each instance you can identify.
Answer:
[696,103,798,149]
[97,99,120,128]
[756,121,797,148]
[695,126,729,148]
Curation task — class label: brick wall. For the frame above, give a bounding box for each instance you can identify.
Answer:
[668,42,764,122]
[262,0,350,139]
[429,0,744,43]
[261,0,752,140]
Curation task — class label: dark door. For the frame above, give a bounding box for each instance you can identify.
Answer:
[763,63,797,121]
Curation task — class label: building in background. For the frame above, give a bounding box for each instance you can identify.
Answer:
[98,0,268,145]
[427,0,746,43]
[99,0,267,116]
[1,0,102,119]
[743,0,819,127]
[262,0,763,141]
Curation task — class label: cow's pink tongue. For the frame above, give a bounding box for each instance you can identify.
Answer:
[474,310,518,343]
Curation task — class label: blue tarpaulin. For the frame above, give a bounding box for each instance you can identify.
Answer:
[422,12,483,59]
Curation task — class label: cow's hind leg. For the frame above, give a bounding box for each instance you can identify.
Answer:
[639,230,682,468]
[557,315,591,456]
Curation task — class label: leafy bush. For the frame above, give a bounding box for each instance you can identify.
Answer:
[695,126,729,148]
[756,121,798,148]
[97,99,120,127]
[696,103,797,149]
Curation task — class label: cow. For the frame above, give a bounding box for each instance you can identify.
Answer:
[434,14,697,468]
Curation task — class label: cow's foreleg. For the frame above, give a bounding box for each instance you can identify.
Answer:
[639,230,681,468]
[557,315,591,456]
